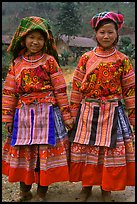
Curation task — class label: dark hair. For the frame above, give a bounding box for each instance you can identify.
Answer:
[25,29,48,41]
[95,19,119,46]
[95,18,118,31]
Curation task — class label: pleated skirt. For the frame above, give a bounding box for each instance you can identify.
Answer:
[69,101,135,191]
[2,103,69,186]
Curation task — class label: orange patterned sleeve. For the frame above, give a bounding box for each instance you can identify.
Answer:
[70,54,88,121]
[47,56,72,122]
[121,58,135,127]
[2,63,19,123]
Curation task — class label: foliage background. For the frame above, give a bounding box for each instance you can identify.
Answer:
[2,4,135,201]
[2,2,135,79]
[2,2,135,37]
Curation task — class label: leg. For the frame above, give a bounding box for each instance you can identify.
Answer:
[37,184,48,198]
[14,182,32,202]
[100,186,111,202]
[75,186,92,202]
[31,184,48,201]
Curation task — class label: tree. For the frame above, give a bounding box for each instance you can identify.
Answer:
[2,45,12,80]
[55,2,81,42]
[118,36,135,61]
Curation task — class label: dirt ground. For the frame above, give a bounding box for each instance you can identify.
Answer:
[2,68,135,202]
[2,175,135,202]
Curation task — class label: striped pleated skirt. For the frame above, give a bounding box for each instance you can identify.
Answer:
[2,103,69,186]
[69,100,135,191]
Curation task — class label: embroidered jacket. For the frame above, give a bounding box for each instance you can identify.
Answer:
[2,53,71,123]
[70,47,135,127]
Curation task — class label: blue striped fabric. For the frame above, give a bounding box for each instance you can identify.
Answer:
[10,103,67,146]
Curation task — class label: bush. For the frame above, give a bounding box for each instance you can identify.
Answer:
[59,50,72,66]
[2,45,12,80]
[118,36,135,61]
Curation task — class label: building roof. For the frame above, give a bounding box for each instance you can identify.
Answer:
[2,33,135,47]
[59,35,97,48]
[3,34,97,49]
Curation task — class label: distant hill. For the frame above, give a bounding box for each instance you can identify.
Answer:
[2,2,135,37]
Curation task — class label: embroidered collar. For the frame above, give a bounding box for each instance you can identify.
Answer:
[22,51,44,62]
[93,46,116,58]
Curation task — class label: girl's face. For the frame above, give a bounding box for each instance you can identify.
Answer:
[25,30,45,54]
[96,23,117,49]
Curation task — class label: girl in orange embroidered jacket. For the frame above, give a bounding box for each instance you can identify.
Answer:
[69,11,135,202]
[2,16,73,202]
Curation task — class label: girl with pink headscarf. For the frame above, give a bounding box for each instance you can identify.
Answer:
[69,11,135,202]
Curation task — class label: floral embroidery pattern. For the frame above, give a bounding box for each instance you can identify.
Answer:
[80,60,124,98]
[16,65,52,93]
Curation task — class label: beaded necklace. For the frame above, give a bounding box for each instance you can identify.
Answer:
[93,47,116,58]
[22,53,44,62]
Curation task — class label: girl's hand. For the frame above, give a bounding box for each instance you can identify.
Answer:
[133,126,135,134]
[5,122,13,134]
[64,119,74,131]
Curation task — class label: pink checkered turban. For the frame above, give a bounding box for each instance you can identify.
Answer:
[90,11,124,30]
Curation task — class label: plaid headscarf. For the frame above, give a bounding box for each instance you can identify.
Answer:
[7,16,59,63]
[90,11,124,30]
